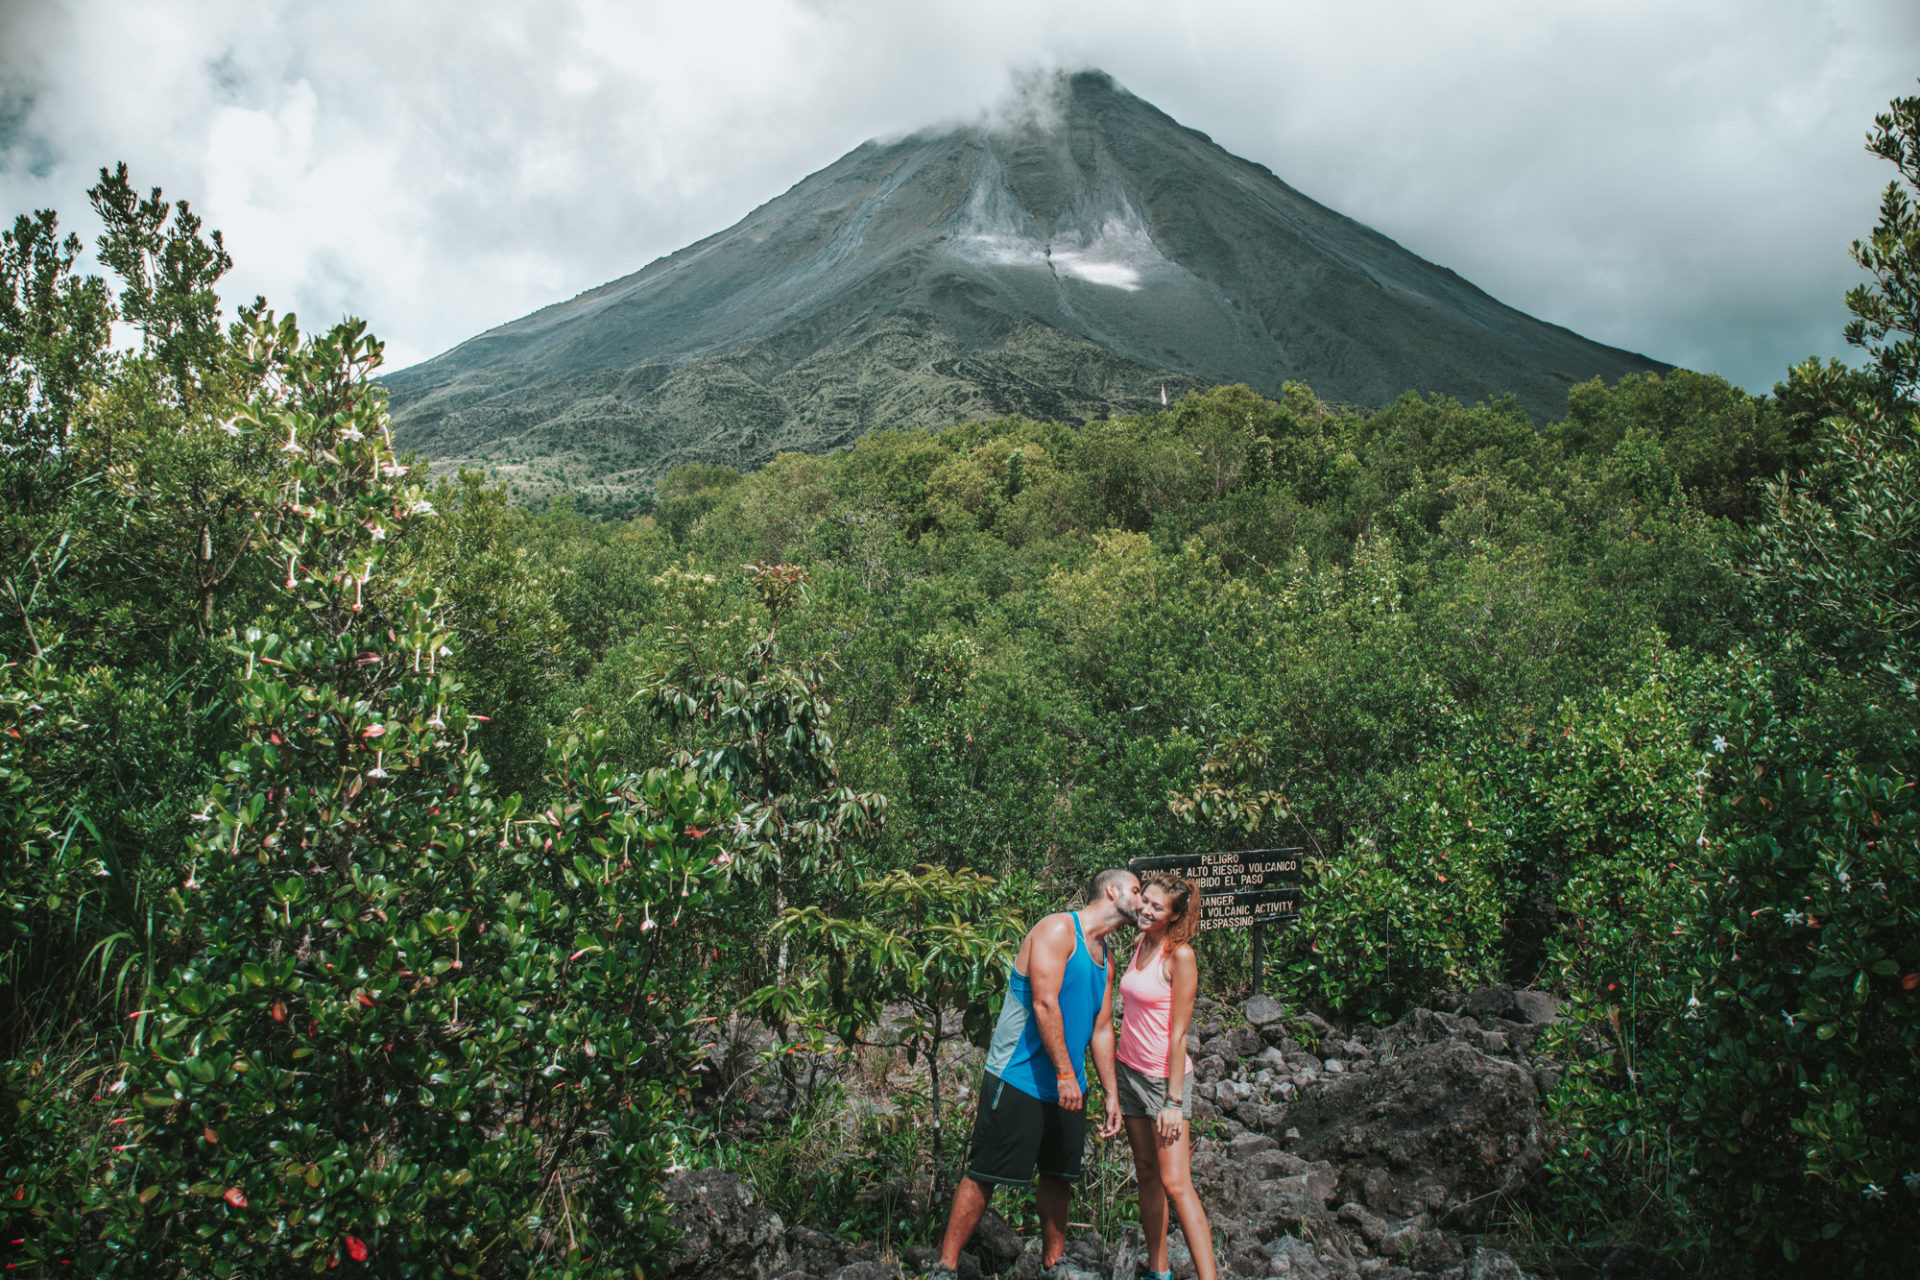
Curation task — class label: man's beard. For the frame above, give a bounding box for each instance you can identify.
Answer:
[1117,899,1142,925]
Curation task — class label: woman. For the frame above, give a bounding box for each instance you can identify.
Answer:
[1116,871,1218,1280]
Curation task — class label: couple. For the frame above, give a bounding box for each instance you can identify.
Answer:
[932,868,1218,1280]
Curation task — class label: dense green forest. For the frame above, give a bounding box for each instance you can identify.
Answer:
[2,91,1918,1278]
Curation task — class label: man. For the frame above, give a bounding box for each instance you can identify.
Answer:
[932,868,1143,1280]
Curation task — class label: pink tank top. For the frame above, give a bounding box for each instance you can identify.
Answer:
[1116,940,1188,1078]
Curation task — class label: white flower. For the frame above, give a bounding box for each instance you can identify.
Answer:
[190,809,212,823]
[1783,909,1807,926]
[340,427,365,442]
[381,463,408,479]
[366,767,389,779]
[368,524,386,541]
[281,433,304,454]
[437,646,452,657]
[408,500,436,516]
[1781,1010,1797,1028]
[108,1079,127,1094]
[220,419,241,437]
[1713,735,1728,753]
[1863,1183,1886,1200]
[1904,1171,1920,1191]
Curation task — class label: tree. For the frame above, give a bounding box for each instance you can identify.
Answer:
[767,865,1024,1193]
[7,311,742,1277]
[645,562,887,990]
[1844,86,1920,406]
[1744,84,1920,704]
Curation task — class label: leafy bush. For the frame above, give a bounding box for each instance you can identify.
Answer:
[1543,665,1920,1276]
[6,316,741,1277]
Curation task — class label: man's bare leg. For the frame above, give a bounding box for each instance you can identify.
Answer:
[1036,1176,1072,1267]
[937,1175,992,1268]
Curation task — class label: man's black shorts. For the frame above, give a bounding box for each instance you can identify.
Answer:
[964,1070,1085,1186]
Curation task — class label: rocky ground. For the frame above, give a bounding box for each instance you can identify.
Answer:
[660,988,1686,1280]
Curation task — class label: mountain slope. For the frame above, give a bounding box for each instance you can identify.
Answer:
[383,71,1663,506]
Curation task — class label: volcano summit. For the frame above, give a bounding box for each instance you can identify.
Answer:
[384,71,1663,504]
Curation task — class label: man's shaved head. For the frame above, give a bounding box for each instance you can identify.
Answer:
[1082,871,1136,921]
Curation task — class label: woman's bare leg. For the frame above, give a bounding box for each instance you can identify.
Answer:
[1156,1120,1217,1280]
[1123,1116,1169,1272]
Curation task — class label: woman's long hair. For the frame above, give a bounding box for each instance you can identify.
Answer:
[1144,871,1202,947]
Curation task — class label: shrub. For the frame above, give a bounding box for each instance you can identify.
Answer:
[7,315,741,1277]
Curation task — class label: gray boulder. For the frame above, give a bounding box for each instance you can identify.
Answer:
[829,1265,900,1280]
[967,1208,1024,1274]
[1464,985,1516,1022]
[661,1169,791,1280]
[1283,1038,1544,1228]
[1264,1235,1330,1279]
[1242,994,1287,1026]
[1512,989,1559,1026]
[1462,1247,1527,1280]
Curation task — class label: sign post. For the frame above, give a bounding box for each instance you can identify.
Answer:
[1126,848,1302,990]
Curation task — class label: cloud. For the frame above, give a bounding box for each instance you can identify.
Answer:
[2,0,1914,393]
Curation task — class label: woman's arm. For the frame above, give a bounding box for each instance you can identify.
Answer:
[1091,962,1123,1138]
[1161,942,1199,1142]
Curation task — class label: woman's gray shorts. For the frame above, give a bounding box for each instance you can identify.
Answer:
[1114,1058,1194,1119]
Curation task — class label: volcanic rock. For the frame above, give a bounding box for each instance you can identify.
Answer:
[661,1168,791,1280]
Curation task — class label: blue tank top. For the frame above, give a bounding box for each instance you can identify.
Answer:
[982,911,1107,1101]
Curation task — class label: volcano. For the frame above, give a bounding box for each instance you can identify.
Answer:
[383,71,1662,505]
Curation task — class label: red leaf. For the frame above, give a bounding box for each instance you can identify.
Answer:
[271,1001,288,1023]
[203,1127,218,1145]
[223,1187,247,1208]
[345,1234,369,1262]
[355,992,377,1009]
[1904,974,1919,991]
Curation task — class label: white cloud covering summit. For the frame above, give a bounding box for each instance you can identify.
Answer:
[0,0,1914,392]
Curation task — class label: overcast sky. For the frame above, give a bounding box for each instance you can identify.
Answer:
[2,0,1914,394]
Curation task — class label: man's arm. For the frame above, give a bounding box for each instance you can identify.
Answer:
[1025,914,1082,1110]
[1090,958,1122,1137]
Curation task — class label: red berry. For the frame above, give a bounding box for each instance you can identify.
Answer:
[223,1187,248,1208]
[345,1235,369,1262]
